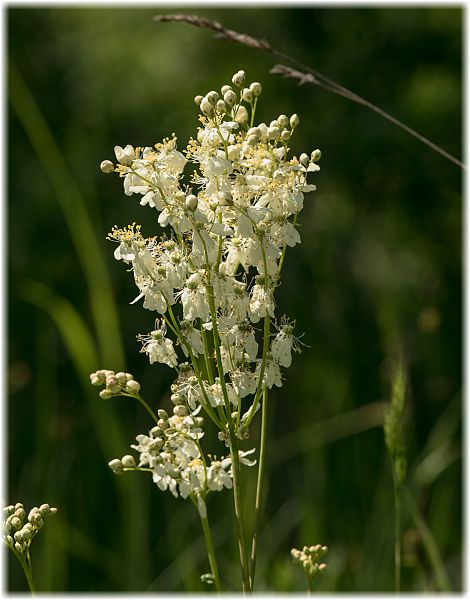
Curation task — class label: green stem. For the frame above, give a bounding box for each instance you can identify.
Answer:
[393,476,401,592]
[230,437,252,593]
[249,388,268,589]
[200,513,223,593]
[19,555,36,594]
[306,572,313,595]
[404,488,452,592]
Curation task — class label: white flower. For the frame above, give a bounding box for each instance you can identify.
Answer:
[140,329,178,367]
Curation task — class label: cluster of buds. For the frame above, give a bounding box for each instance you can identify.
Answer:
[89,369,141,399]
[291,544,328,578]
[194,69,263,124]
[2,502,57,556]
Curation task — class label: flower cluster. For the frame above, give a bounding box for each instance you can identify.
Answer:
[94,69,320,507]
[108,405,255,517]
[2,502,57,556]
[90,369,141,398]
[291,544,328,578]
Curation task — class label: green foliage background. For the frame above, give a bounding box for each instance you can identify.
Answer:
[8,6,462,593]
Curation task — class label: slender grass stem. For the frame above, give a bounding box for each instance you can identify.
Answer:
[393,474,401,592]
[249,388,268,589]
[404,488,452,592]
[200,513,223,593]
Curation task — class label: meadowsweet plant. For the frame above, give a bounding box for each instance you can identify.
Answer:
[291,545,328,593]
[2,502,58,593]
[92,69,320,592]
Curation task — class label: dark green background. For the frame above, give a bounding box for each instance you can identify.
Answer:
[8,6,462,592]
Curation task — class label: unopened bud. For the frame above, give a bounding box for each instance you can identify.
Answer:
[232,70,246,87]
[157,409,168,420]
[194,95,203,106]
[311,149,322,162]
[185,194,198,212]
[99,389,112,399]
[100,160,114,174]
[171,393,184,405]
[206,91,219,105]
[250,82,262,97]
[221,85,232,94]
[173,405,189,417]
[14,542,22,553]
[200,98,214,117]
[126,380,141,394]
[290,114,300,128]
[242,88,253,102]
[108,459,123,473]
[234,105,248,124]
[223,90,237,106]
[121,455,136,468]
[278,114,289,128]
[280,130,290,141]
[39,504,51,515]
[267,126,280,140]
[300,153,309,167]
[216,100,227,113]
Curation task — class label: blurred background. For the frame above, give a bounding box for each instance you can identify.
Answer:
[8,6,462,593]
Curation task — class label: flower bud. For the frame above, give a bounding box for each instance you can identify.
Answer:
[246,135,258,146]
[173,405,189,417]
[121,455,136,468]
[194,95,203,106]
[108,459,123,473]
[39,503,51,515]
[267,126,280,140]
[20,526,33,540]
[216,100,227,113]
[234,105,248,124]
[278,114,289,128]
[185,194,198,212]
[150,425,163,437]
[90,375,101,386]
[227,144,240,161]
[300,153,309,167]
[157,419,169,430]
[126,380,141,394]
[232,70,246,87]
[11,517,22,530]
[250,82,262,97]
[221,84,232,94]
[200,98,214,117]
[242,87,253,102]
[290,114,300,128]
[311,149,322,162]
[170,393,184,405]
[115,372,127,385]
[206,91,219,105]
[100,160,114,174]
[15,507,25,520]
[157,409,168,420]
[223,90,237,106]
[106,378,120,393]
[99,389,112,399]
[280,129,290,141]
[14,542,22,553]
